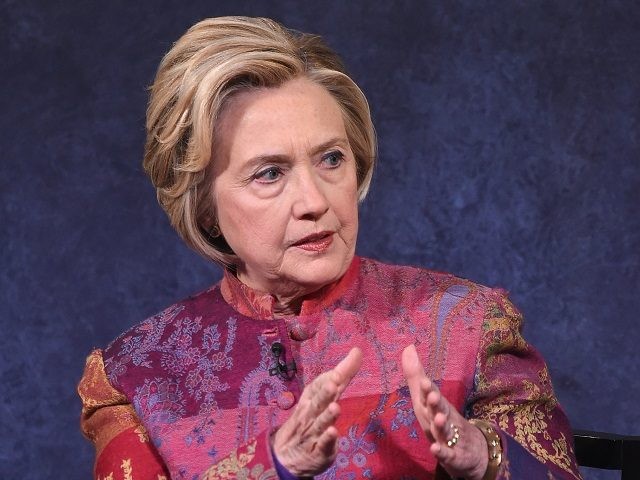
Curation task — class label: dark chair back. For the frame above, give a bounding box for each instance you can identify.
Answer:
[574,430,640,479]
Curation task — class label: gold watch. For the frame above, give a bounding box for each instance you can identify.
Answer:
[468,419,503,480]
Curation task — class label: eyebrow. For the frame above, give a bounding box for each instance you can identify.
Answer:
[309,136,350,156]
[244,136,350,168]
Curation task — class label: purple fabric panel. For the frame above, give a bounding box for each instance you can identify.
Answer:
[497,431,571,479]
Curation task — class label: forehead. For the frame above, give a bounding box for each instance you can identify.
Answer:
[215,77,347,163]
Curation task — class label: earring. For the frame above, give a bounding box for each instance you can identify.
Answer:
[209,224,221,238]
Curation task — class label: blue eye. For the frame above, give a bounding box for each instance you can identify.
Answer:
[254,166,282,183]
[322,151,344,168]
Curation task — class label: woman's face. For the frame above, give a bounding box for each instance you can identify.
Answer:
[211,77,359,300]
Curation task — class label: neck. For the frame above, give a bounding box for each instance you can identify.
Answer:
[272,296,304,317]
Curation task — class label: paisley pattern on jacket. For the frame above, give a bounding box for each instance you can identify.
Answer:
[79,256,581,479]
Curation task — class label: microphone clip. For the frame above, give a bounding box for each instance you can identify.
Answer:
[269,342,297,380]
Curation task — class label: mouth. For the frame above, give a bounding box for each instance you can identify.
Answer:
[291,231,335,252]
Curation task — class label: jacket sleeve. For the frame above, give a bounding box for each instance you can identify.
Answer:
[78,349,170,480]
[467,291,583,480]
[79,350,280,480]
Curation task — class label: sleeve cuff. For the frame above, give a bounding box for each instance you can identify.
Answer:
[271,449,301,480]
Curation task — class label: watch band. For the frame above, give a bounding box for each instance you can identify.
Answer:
[468,419,503,480]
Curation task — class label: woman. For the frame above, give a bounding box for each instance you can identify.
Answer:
[78,16,582,480]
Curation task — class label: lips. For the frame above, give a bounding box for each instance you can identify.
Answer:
[291,231,334,252]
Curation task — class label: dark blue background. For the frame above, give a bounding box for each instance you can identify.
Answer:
[1,1,638,478]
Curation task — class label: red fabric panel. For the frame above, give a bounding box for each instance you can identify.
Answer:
[95,426,169,480]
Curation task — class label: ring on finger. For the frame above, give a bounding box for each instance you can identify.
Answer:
[446,424,460,448]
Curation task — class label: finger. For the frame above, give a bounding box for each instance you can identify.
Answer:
[431,412,452,444]
[293,348,361,425]
[426,388,454,443]
[331,347,362,396]
[401,344,425,383]
[402,345,427,407]
[433,411,450,430]
[315,425,339,457]
[309,401,341,437]
[429,412,457,464]
[420,377,437,405]
[430,439,456,464]
[307,378,339,414]
[403,347,439,439]
[426,388,448,420]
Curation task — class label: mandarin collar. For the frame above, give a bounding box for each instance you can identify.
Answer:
[220,256,361,320]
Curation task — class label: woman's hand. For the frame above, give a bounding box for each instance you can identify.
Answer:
[402,344,489,480]
[272,347,363,477]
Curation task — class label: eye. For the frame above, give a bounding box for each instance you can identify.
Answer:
[253,166,283,183]
[321,150,345,168]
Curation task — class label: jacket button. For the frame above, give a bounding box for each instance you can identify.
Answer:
[262,328,278,337]
[277,391,295,410]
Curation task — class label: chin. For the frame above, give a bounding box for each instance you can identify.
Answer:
[287,250,353,288]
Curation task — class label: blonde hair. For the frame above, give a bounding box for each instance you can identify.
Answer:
[143,16,376,266]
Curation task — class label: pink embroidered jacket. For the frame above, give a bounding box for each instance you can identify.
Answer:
[78,256,582,479]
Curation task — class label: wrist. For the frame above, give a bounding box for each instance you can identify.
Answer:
[271,448,301,480]
[270,430,298,479]
[270,432,313,479]
[468,419,502,480]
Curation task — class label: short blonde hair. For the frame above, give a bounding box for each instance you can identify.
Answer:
[143,16,376,266]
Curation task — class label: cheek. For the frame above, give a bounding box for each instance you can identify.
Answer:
[339,181,360,225]
[220,200,288,249]
[335,193,359,242]
[331,164,358,214]
[345,206,359,238]
[340,198,358,223]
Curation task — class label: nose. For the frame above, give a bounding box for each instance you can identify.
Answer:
[291,166,330,220]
